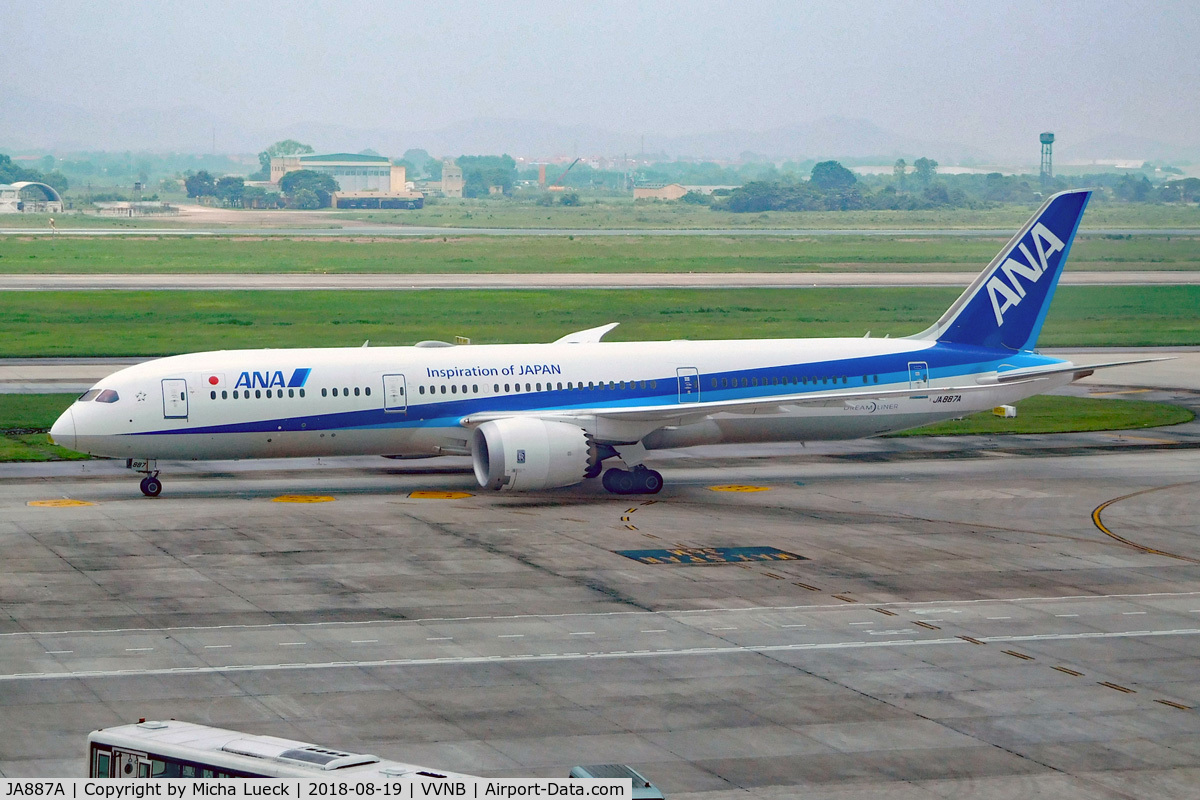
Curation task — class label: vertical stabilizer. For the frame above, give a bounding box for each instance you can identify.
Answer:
[914,189,1091,351]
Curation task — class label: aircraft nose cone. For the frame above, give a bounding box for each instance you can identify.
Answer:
[49,408,76,451]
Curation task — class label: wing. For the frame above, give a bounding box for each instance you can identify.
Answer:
[460,379,1041,429]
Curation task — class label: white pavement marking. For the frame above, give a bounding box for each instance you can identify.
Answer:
[6,628,1199,682]
[1,591,1197,640]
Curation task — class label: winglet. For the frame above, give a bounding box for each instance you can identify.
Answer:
[554,322,619,344]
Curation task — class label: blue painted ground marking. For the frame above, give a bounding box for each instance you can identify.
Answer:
[616,546,807,565]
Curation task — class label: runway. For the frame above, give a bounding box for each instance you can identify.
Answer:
[4,226,1200,238]
[2,389,1200,795]
[1,270,1198,292]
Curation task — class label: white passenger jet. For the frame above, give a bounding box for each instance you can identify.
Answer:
[50,189,1157,497]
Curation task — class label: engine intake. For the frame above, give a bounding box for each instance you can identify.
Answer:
[471,418,591,491]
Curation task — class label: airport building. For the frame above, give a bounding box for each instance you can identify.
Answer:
[0,181,64,213]
[441,161,464,198]
[270,153,423,209]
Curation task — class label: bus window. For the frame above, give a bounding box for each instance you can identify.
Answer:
[92,749,111,778]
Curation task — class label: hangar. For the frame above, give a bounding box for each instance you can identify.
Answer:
[0,181,64,213]
[269,152,424,209]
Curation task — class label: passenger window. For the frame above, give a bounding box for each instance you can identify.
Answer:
[419,386,425,394]
[451,385,458,394]
[557,382,562,390]
[536,383,542,391]
[77,389,101,402]
[332,388,339,396]
[96,389,119,403]
[494,384,500,392]
[300,389,306,397]
[525,383,531,392]
[322,388,328,397]
[473,384,478,393]
[288,388,295,397]
[343,387,349,396]
[366,387,372,396]
[222,390,228,399]
[94,751,111,778]
[440,385,447,394]
[462,385,467,394]
[650,381,657,389]
[210,391,216,399]
[233,390,239,399]
[752,378,758,387]
[354,387,360,396]
[266,389,272,398]
[588,382,594,389]
[255,389,262,399]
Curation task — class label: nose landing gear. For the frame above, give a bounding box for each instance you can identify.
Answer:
[127,458,162,497]
[602,466,663,495]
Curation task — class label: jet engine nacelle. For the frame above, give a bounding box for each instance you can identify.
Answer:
[471,417,590,491]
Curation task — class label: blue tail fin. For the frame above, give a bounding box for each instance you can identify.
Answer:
[916,189,1091,351]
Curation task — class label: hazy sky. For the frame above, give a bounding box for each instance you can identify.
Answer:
[9,0,1199,155]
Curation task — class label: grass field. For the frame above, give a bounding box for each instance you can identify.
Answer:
[896,395,1194,436]
[0,392,1189,462]
[0,285,1196,357]
[1,233,1198,274]
[0,394,90,462]
[3,199,1199,231]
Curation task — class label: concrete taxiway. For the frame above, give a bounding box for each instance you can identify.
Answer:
[1,271,1198,292]
[1,381,1199,797]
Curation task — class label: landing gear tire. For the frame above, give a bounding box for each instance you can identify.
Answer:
[602,467,663,495]
[639,469,663,494]
[139,476,162,497]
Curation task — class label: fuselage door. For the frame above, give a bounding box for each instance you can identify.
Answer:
[162,378,188,419]
[908,361,930,390]
[677,367,700,403]
[383,374,407,413]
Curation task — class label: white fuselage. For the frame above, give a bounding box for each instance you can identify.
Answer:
[53,337,1068,462]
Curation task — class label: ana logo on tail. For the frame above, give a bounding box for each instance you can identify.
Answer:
[986,223,1065,326]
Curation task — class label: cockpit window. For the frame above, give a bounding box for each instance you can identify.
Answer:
[95,389,120,403]
[77,390,101,402]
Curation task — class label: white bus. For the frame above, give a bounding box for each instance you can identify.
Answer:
[88,720,480,780]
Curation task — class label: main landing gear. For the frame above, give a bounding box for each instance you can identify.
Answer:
[128,458,162,497]
[602,466,663,495]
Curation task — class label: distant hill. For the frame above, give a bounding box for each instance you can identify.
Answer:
[2,84,1195,166]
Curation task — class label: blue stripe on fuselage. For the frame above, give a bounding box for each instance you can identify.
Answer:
[126,344,1062,437]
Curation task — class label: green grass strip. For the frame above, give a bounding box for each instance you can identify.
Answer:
[0,286,1197,357]
[894,395,1193,436]
[1,233,1198,273]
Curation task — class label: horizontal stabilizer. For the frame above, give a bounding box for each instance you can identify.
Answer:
[980,357,1174,384]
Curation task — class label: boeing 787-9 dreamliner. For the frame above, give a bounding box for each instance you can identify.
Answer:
[50,190,1159,497]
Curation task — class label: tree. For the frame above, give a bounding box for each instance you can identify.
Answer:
[913,157,938,187]
[215,176,245,207]
[251,139,314,180]
[1114,174,1152,202]
[287,188,320,209]
[457,155,517,198]
[279,169,338,207]
[559,191,581,206]
[184,170,216,198]
[893,159,907,191]
[809,161,857,192]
